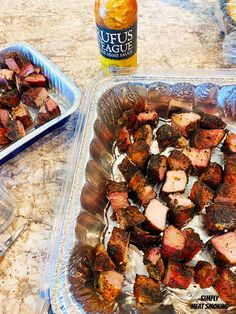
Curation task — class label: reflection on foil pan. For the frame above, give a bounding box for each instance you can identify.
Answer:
[48,69,236,314]
[0,43,81,165]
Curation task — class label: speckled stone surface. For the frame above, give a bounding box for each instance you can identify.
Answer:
[0,0,225,313]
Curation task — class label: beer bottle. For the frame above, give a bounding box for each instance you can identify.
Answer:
[95,0,138,71]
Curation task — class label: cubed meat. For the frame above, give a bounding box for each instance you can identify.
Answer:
[37,97,61,126]
[144,247,165,281]
[191,129,226,150]
[0,89,20,108]
[162,170,187,195]
[195,83,219,106]
[168,193,195,228]
[199,112,226,129]
[147,154,167,185]
[0,109,10,128]
[167,149,191,172]
[107,227,130,270]
[199,162,223,189]
[147,82,171,117]
[130,227,161,252]
[98,271,124,302]
[136,111,159,129]
[94,244,115,272]
[117,127,131,153]
[5,120,26,141]
[22,87,48,108]
[0,127,9,145]
[117,109,136,130]
[204,203,236,233]
[156,124,180,152]
[176,136,189,148]
[182,147,211,175]
[133,275,162,304]
[5,52,23,73]
[25,73,47,87]
[213,268,236,306]
[127,140,150,169]
[162,260,194,289]
[145,198,169,232]
[210,231,236,266]
[190,180,213,212]
[171,112,201,137]
[15,75,30,93]
[12,102,33,129]
[194,261,217,289]
[181,228,203,262]
[116,206,146,229]
[214,183,236,205]
[0,69,15,90]
[118,157,139,182]
[133,124,153,146]
[106,181,129,213]
[161,225,185,260]
[18,62,35,77]
[222,133,236,154]
[224,154,236,186]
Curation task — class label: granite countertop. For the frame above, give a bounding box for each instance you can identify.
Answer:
[0,0,225,313]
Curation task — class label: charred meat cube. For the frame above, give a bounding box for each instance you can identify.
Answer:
[176,136,189,148]
[156,124,180,152]
[181,228,203,262]
[117,127,131,153]
[18,62,35,78]
[130,227,161,252]
[194,261,217,289]
[210,231,236,266]
[167,149,191,172]
[168,193,195,228]
[182,147,211,175]
[0,109,10,128]
[22,87,48,108]
[106,181,129,214]
[6,120,26,141]
[0,89,20,108]
[224,154,236,186]
[136,111,159,129]
[15,75,30,93]
[37,97,61,126]
[117,109,136,130]
[133,124,153,146]
[98,270,124,302]
[12,102,33,129]
[171,112,201,137]
[199,112,226,129]
[213,268,236,306]
[127,140,150,169]
[133,275,162,304]
[0,127,10,145]
[0,69,15,90]
[161,225,185,260]
[222,133,236,154]
[204,203,236,233]
[214,183,236,205]
[25,73,47,87]
[145,198,169,232]
[199,162,223,189]
[116,206,146,229]
[147,154,167,185]
[107,227,130,270]
[118,157,139,182]
[190,180,213,212]
[191,129,226,150]
[5,52,23,74]
[94,244,115,272]
[144,247,165,281]
[162,260,194,289]
[162,170,187,195]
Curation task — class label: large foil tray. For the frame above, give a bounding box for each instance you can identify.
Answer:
[48,69,236,314]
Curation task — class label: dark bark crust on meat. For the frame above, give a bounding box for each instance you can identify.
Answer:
[106,181,128,195]
[118,157,139,182]
[194,261,217,288]
[130,227,161,252]
[181,228,203,262]
[224,154,236,186]
[156,124,180,152]
[167,198,195,229]
[190,180,213,212]
[94,244,115,272]
[199,112,226,129]
[191,129,226,150]
[222,133,236,154]
[214,183,236,205]
[117,127,131,153]
[127,140,150,169]
[144,247,165,281]
[213,268,236,306]
[133,275,163,304]
[116,206,146,229]
[133,124,153,145]
[147,154,167,185]
[167,149,191,172]
[199,162,223,189]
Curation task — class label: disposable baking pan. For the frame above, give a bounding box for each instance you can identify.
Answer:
[45,68,236,314]
[0,43,81,165]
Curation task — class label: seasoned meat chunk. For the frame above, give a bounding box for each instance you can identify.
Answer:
[25,73,47,87]
[147,154,167,185]
[22,87,48,108]
[176,136,189,148]
[171,112,201,137]
[12,102,33,129]
[161,225,185,260]
[117,109,136,130]
[117,127,131,153]
[136,111,159,128]
[190,180,213,212]
[130,227,161,252]
[224,154,236,186]
[162,170,187,195]
[214,183,236,205]
[167,149,191,172]
[156,124,180,152]
[182,147,211,175]
[0,127,9,145]
[127,140,150,169]
[116,206,146,229]
[144,247,165,281]
[199,112,226,129]
[134,275,162,304]
[5,120,26,141]
[94,244,115,272]
[194,261,217,289]
[162,260,194,289]
[18,62,35,78]
[213,268,236,306]
[191,129,226,149]
[181,228,203,262]
[0,89,20,108]
[118,157,139,182]
[222,133,236,154]
[0,109,10,128]
[37,97,61,126]
[168,194,195,228]
[98,271,124,302]
[199,162,223,189]
[0,69,15,89]
[133,124,153,146]
[145,198,169,232]
[106,181,129,214]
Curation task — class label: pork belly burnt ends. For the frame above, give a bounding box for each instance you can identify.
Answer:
[214,183,236,205]
[130,227,161,252]
[194,261,217,289]
[204,203,236,233]
[171,112,201,137]
[117,127,131,153]
[199,112,226,129]
[0,89,20,108]
[21,87,48,108]
[106,181,129,214]
[127,140,150,169]
[6,120,26,141]
[182,147,211,175]
[156,124,180,152]
[133,124,153,146]
[144,247,165,281]
[136,111,158,129]
[0,109,10,128]
[162,170,187,196]
[98,271,124,302]
[24,73,47,87]
[12,102,33,129]
[222,133,236,154]
[167,150,191,172]
[94,244,115,272]
[190,180,213,212]
[147,154,167,185]
[224,154,236,186]
[210,231,236,266]
[168,194,195,228]
[213,268,236,306]
[133,275,162,304]
[161,225,185,260]
[145,198,169,232]
[37,97,61,126]
[162,260,194,289]
[117,110,137,130]
[199,162,223,189]
[116,206,146,229]
[181,228,203,262]
[107,227,130,271]
[191,129,226,150]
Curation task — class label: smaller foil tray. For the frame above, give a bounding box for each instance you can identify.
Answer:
[47,68,236,314]
[0,43,81,165]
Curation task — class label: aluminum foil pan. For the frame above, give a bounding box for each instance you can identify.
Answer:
[48,69,236,314]
[0,43,81,165]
